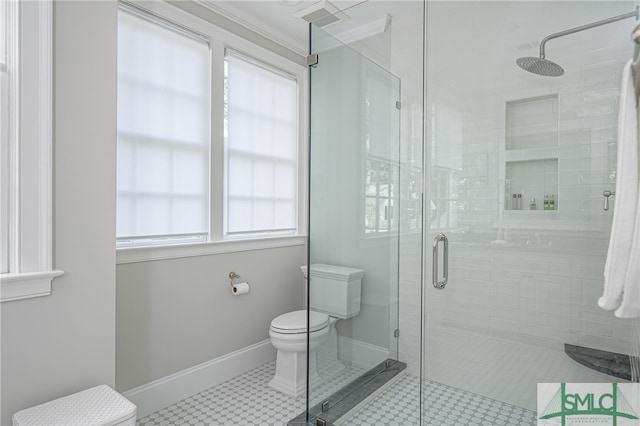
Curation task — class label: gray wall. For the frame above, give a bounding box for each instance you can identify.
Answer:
[0,2,118,424]
[116,246,305,391]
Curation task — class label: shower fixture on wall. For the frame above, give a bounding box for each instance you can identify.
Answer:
[517,7,639,77]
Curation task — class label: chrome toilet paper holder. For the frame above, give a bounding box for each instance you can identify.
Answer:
[229,271,240,289]
[228,272,250,294]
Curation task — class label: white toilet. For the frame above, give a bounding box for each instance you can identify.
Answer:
[268,264,365,398]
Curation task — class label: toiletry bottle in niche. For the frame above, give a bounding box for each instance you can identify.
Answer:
[550,194,556,210]
[512,194,517,210]
[544,195,549,210]
[517,193,522,210]
[530,197,536,210]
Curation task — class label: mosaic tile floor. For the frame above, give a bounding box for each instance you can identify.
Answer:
[424,323,621,410]
[137,360,537,426]
[137,362,303,426]
[342,375,537,426]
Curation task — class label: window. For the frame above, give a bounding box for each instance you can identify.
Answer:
[224,50,298,237]
[116,3,303,253]
[363,65,399,236]
[117,7,211,247]
[0,0,63,302]
[365,159,399,234]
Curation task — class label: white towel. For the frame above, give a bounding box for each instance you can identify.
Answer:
[598,59,639,313]
[615,94,640,318]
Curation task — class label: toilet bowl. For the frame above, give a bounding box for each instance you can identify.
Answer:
[268,310,330,398]
[268,264,365,398]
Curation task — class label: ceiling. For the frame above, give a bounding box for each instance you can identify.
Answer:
[202,0,639,91]
[202,1,639,53]
[202,0,369,55]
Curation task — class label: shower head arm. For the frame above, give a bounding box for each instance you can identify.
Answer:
[539,7,639,59]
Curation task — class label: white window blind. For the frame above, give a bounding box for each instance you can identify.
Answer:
[225,50,298,236]
[117,7,211,246]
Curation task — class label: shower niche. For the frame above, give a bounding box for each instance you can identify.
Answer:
[503,94,559,212]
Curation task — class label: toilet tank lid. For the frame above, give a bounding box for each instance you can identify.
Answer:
[300,264,365,281]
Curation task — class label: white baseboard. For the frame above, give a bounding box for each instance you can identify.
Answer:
[122,339,276,419]
[337,336,389,368]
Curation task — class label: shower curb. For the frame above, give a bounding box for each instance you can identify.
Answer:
[288,358,407,426]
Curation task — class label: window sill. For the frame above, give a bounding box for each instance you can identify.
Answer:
[0,270,65,302]
[116,235,307,264]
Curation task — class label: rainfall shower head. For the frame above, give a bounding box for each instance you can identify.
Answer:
[516,56,564,77]
[517,7,639,77]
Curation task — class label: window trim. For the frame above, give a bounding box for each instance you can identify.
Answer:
[116,0,308,256]
[0,0,64,302]
[116,234,306,264]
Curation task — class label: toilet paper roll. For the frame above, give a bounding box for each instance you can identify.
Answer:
[231,282,250,295]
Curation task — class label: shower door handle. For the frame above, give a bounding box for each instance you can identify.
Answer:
[432,233,448,290]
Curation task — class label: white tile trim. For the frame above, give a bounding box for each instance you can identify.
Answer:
[122,339,276,419]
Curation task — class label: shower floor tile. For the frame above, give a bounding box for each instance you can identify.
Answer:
[423,323,620,410]
[137,360,537,426]
[341,375,536,426]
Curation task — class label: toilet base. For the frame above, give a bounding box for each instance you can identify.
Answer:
[269,349,320,398]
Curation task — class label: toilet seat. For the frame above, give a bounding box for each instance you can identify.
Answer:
[270,310,329,334]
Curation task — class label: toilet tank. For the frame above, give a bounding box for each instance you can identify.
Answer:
[301,264,365,319]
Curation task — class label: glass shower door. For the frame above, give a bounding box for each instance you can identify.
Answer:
[423,1,635,424]
[305,23,405,425]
